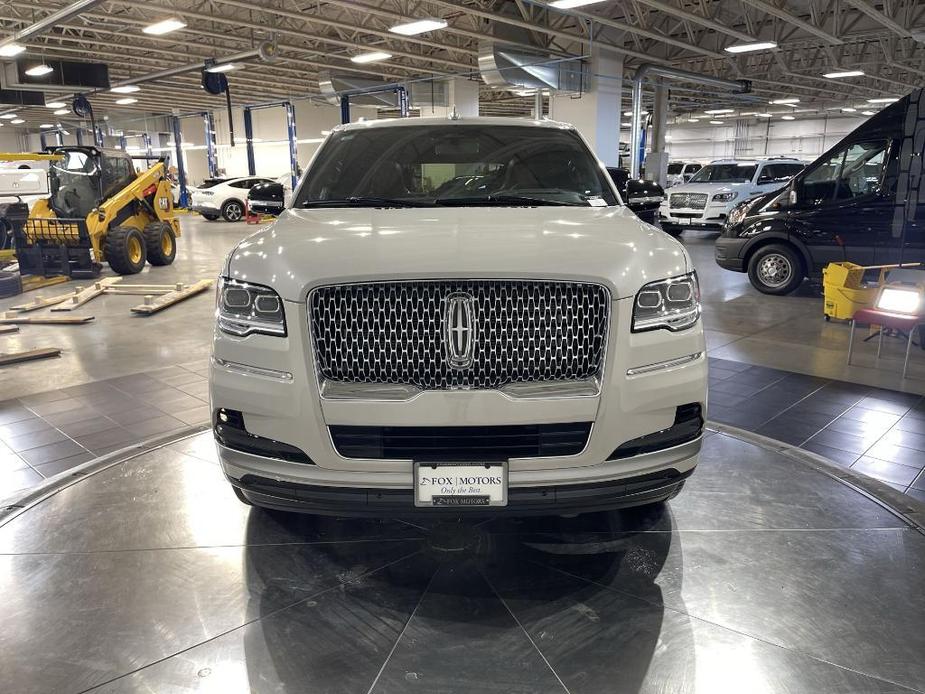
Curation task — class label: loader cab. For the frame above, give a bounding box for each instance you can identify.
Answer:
[48,146,136,219]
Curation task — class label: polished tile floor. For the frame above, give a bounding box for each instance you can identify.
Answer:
[0,429,922,693]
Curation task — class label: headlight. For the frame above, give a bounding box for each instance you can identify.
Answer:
[632,272,701,333]
[216,277,286,337]
[712,192,738,203]
[726,201,749,227]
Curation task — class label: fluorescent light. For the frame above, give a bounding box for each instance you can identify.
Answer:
[350,51,392,64]
[389,18,447,35]
[841,107,856,112]
[877,286,921,314]
[623,110,648,116]
[867,97,898,103]
[116,98,138,105]
[709,120,724,125]
[771,98,800,105]
[46,101,66,108]
[25,64,53,77]
[688,118,700,122]
[621,121,631,127]
[143,18,186,35]
[725,41,777,53]
[54,109,69,115]
[549,0,607,7]
[781,115,795,120]
[0,114,18,120]
[0,43,26,57]
[206,63,238,73]
[704,109,734,114]
[756,113,773,117]
[823,70,864,79]
[40,124,54,129]
[862,110,875,116]
[11,119,24,124]
[111,85,140,93]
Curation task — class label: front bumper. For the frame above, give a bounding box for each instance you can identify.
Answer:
[191,203,219,215]
[210,293,707,515]
[659,202,732,230]
[715,236,748,271]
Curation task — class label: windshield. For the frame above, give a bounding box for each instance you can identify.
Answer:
[667,163,684,175]
[294,124,618,208]
[689,163,757,183]
[49,150,101,219]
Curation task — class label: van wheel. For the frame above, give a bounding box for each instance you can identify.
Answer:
[747,244,803,295]
[105,226,147,275]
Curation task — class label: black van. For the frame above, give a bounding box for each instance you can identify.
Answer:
[715,88,924,294]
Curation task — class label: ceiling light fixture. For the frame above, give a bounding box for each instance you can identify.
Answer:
[116,97,138,105]
[823,69,865,79]
[46,101,66,108]
[0,114,18,120]
[143,18,187,35]
[771,98,800,105]
[724,41,777,53]
[867,97,899,103]
[0,43,26,58]
[350,51,392,64]
[704,109,734,114]
[623,110,648,116]
[111,85,140,93]
[11,119,24,124]
[688,118,700,122]
[54,108,69,115]
[861,110,875,116]
[389,18,447,35]
[549,0,607,8]
[756,113,773,117]
[709,120,724,125]
[206,63,238,73]
[40,124,54,129]
[621,122,631,127]
[25,64,53,77]
[841,107,857,112]
[781,115,795,120]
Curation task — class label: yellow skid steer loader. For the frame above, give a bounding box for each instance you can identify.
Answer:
[13,146,181,278]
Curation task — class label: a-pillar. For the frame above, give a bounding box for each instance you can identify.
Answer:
[646,84,670,185]
[549,47,623,167]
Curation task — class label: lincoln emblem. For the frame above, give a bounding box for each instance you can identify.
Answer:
[444,292,475,368]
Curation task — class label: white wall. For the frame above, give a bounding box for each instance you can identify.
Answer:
[663,114,866,165]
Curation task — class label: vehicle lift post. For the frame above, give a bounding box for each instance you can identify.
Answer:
[170,115,190,208]
[240,100,299,190]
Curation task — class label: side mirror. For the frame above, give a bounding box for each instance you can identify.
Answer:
[625,178,665,215]
[247,182,285,217]
[789,188,798,206]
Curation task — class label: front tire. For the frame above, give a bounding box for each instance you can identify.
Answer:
[104,226,147,275]
[221,199,244,222]
[143,222,177,266]
[200,212,220,221]
[747,244,803,295]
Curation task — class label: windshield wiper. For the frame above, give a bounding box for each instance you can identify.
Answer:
[300,196,431,208]
[433,194,586,207]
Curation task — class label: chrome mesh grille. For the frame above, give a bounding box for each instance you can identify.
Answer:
[309,280,610,390]
[669,193,708,210]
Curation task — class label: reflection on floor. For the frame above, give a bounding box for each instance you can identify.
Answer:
[0,429,922,693]
[709,357,925,500]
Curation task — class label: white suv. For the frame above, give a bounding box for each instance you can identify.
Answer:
[209,117,707,516]
[659,157,804,236]
[190,176,274,222]
[665,161,702,188]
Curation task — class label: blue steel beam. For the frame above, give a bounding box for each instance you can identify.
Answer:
[243,107,256,176]
[171,116,189,208]
[285,102,299,190]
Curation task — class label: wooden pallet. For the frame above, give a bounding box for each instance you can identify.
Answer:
[131,279,213,315]
[0,347,61,366]
[51,277,122,312]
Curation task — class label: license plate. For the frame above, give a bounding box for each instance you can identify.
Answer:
[677,217,691,225]
[414,462,508,507]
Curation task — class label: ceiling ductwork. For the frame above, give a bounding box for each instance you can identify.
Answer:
[319,74,449,110]
[478,41,583,93]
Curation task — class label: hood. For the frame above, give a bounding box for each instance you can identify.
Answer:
[225,206,690,301]
[668,181,752,195]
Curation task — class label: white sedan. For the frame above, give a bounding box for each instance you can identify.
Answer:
[189,176,274,222]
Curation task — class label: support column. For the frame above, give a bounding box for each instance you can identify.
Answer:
[549,47,623,167]
[204,112,218,178]
[646,84,670,185]
[243,107,256,176]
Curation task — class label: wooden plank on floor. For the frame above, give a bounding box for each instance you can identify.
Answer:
[0,312,94,325]
[0,347,61,366]
[0,325,19,334]
[10,289,77,312]
[51,277,122,312]
[131,279,213,315]
[104,288,173,296]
